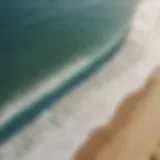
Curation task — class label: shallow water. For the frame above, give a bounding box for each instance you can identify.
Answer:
[0,0,138,105]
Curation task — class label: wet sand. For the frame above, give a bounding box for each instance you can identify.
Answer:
[75,70,160,160]
[1,0,160,160]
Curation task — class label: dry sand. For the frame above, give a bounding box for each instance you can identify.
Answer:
[75,69,160,160]
[1,0,160,160]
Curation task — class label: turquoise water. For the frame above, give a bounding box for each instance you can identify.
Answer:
[0,0,140,142]
[0,0,138,105]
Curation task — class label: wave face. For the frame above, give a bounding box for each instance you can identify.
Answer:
[0,0,138,105]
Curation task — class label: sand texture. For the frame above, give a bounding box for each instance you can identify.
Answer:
[75,70,160,160]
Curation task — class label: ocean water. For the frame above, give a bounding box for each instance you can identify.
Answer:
[0,0,138,106]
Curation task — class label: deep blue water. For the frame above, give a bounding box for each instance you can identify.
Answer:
[0,0,138,105]
[0,0,140,143]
